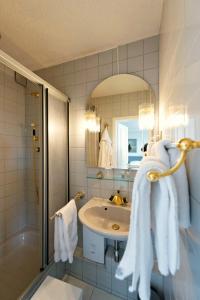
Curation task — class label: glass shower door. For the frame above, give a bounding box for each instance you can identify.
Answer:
[0,64,43,300]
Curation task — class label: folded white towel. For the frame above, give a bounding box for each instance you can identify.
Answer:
[98,127,113,169]
[148,140,190,228]
[54,199,78,263]
[116,158,179,300]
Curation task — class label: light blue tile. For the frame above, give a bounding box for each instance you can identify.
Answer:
[71,256,83,280]
[144,35,159,54]
[144,52,159,70]
[128,56,143,73]
[75,70,86,84]
[96,268,112,292]
[65,276,93,300]
[86,54,99,69]
[56,261,66,279]
[144,68,159,85]
[151,272,164,298]
[86,80,99,96]
[63,61,75,74]
[91,287,123,300]
[191,196,200,232]
[86,67,99,82]
[128,40,143,58]
[83,259,97,286]
[99,50,113,65]
[111,276,128,299]
[75,58,86,71]
[99,64,113,80]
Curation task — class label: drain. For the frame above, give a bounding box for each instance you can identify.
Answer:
[112,224,120,230]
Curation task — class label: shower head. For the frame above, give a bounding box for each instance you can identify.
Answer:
[30,92,40,97]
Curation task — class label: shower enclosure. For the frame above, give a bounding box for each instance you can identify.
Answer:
[0,51,69,300]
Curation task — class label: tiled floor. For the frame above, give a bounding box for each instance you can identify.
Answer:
[0,229,40,300]
[64,275,123,300]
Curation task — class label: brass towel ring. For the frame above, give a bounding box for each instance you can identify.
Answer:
[147,138,200,182]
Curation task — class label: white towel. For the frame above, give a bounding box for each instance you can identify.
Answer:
[116,158,179,300]
[54,199,78,263]
[148,140,190,228]
[98,127,113,169]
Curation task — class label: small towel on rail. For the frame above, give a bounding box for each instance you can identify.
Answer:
[116,158,180,300]
[98,127,113,169]
[54,199,78,263]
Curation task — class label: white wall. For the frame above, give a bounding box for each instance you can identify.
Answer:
[160,1,200,299]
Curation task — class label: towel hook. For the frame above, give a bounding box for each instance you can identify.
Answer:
[146,138,200,182]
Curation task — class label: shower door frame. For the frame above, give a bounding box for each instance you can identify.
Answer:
[0,49,69,271]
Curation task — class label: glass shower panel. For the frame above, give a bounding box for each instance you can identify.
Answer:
[48,93,68,261]
[0,63,43,300]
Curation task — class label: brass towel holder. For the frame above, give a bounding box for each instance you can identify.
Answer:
[147,138,200,182]
[49,191,85,220]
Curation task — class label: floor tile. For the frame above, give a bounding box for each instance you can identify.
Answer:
[64,275,93,300]
[91,287,123,300]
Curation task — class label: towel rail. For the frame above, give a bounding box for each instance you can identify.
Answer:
[147,138,200,182]
[49,191,85,220]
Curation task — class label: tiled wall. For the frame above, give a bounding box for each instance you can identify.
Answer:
[160,1,200,299]
[36,35,159,210]
[36,35,161,298]
[0,63,27,242]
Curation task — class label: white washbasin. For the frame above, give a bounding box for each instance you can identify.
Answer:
[78,197,131,240]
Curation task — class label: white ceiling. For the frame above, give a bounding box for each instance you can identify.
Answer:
[0,0,163,70]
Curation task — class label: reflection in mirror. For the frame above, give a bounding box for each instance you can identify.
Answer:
[112,116,148,169]
[86,74,157,169]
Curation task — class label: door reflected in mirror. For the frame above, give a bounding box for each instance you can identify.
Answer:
[113,116,148,169]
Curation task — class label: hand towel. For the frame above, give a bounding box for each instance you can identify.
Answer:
[148,140,190,228]
[54,199,78,263]
[116,158,179,300]
[98,127,113,169]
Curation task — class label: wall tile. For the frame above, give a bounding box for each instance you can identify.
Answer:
[128,56,143,73]
[99,50,113,65]
[144,52,159,70]
[75,70,86,84]
[36,37,159,283]
[63,61,75,74]
[99,64,113,80]
[128,40,143,58]
[144,35,159,54]
[144,68,159,85]
[86,67,99,82]
[86,54,99,69]
[75,58,86,71]
[83,259,97,286]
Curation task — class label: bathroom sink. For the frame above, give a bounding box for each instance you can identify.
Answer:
[78,197,131,240]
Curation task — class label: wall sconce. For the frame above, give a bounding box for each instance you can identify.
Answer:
[139,103,155,130]
[167,105,188,128]
[85,105,100,132]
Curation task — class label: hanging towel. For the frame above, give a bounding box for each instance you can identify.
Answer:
[116,158,179,300]
[54,199,78,263]
[98,127,113,169]
[148,140,190,228]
